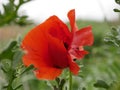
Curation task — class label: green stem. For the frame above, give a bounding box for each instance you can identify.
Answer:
[69,71,72,90]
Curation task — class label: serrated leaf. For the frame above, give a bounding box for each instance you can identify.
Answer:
[94,80,109,89]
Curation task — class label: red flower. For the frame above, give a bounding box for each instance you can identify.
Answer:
[21,9,94,80]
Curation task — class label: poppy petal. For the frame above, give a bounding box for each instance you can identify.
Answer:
[67,9,78,32]
[46,15,71,44]
[72,26,94,46]
[22,53,49,68]
[21,26,51,68]
[69,48,88,60]
[68,55,80,75]
[47,33,69,68]
[35,67,62,80]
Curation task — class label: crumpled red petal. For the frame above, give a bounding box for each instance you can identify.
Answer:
[72,26,94,46]
[69,48,88,60]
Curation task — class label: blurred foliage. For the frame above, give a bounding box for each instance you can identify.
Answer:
[0,40,34,90]
[92,0,120,90]
[94,80,109,89]
[94,80,120,90]
[104,27,120,47]
[104,0,120,47]
[108,81,120,90]
[0,0,32,26]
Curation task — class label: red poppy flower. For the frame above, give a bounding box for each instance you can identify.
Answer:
[21,9,94,80]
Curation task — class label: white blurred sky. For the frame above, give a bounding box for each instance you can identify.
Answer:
[0,0,120,23]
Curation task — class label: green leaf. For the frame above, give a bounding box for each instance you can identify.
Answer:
[15,15,32,26]
[104,27,120,47]
[94,80,109,89]
[111,27,118,36]
[59,79,66,89]
[20,64,34,75]
[55,78,60,84]
[0,41,17,60]
[1,59,11,73]
[13,50,23,67]
[14,84,23,90]
[114,9,120,12]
